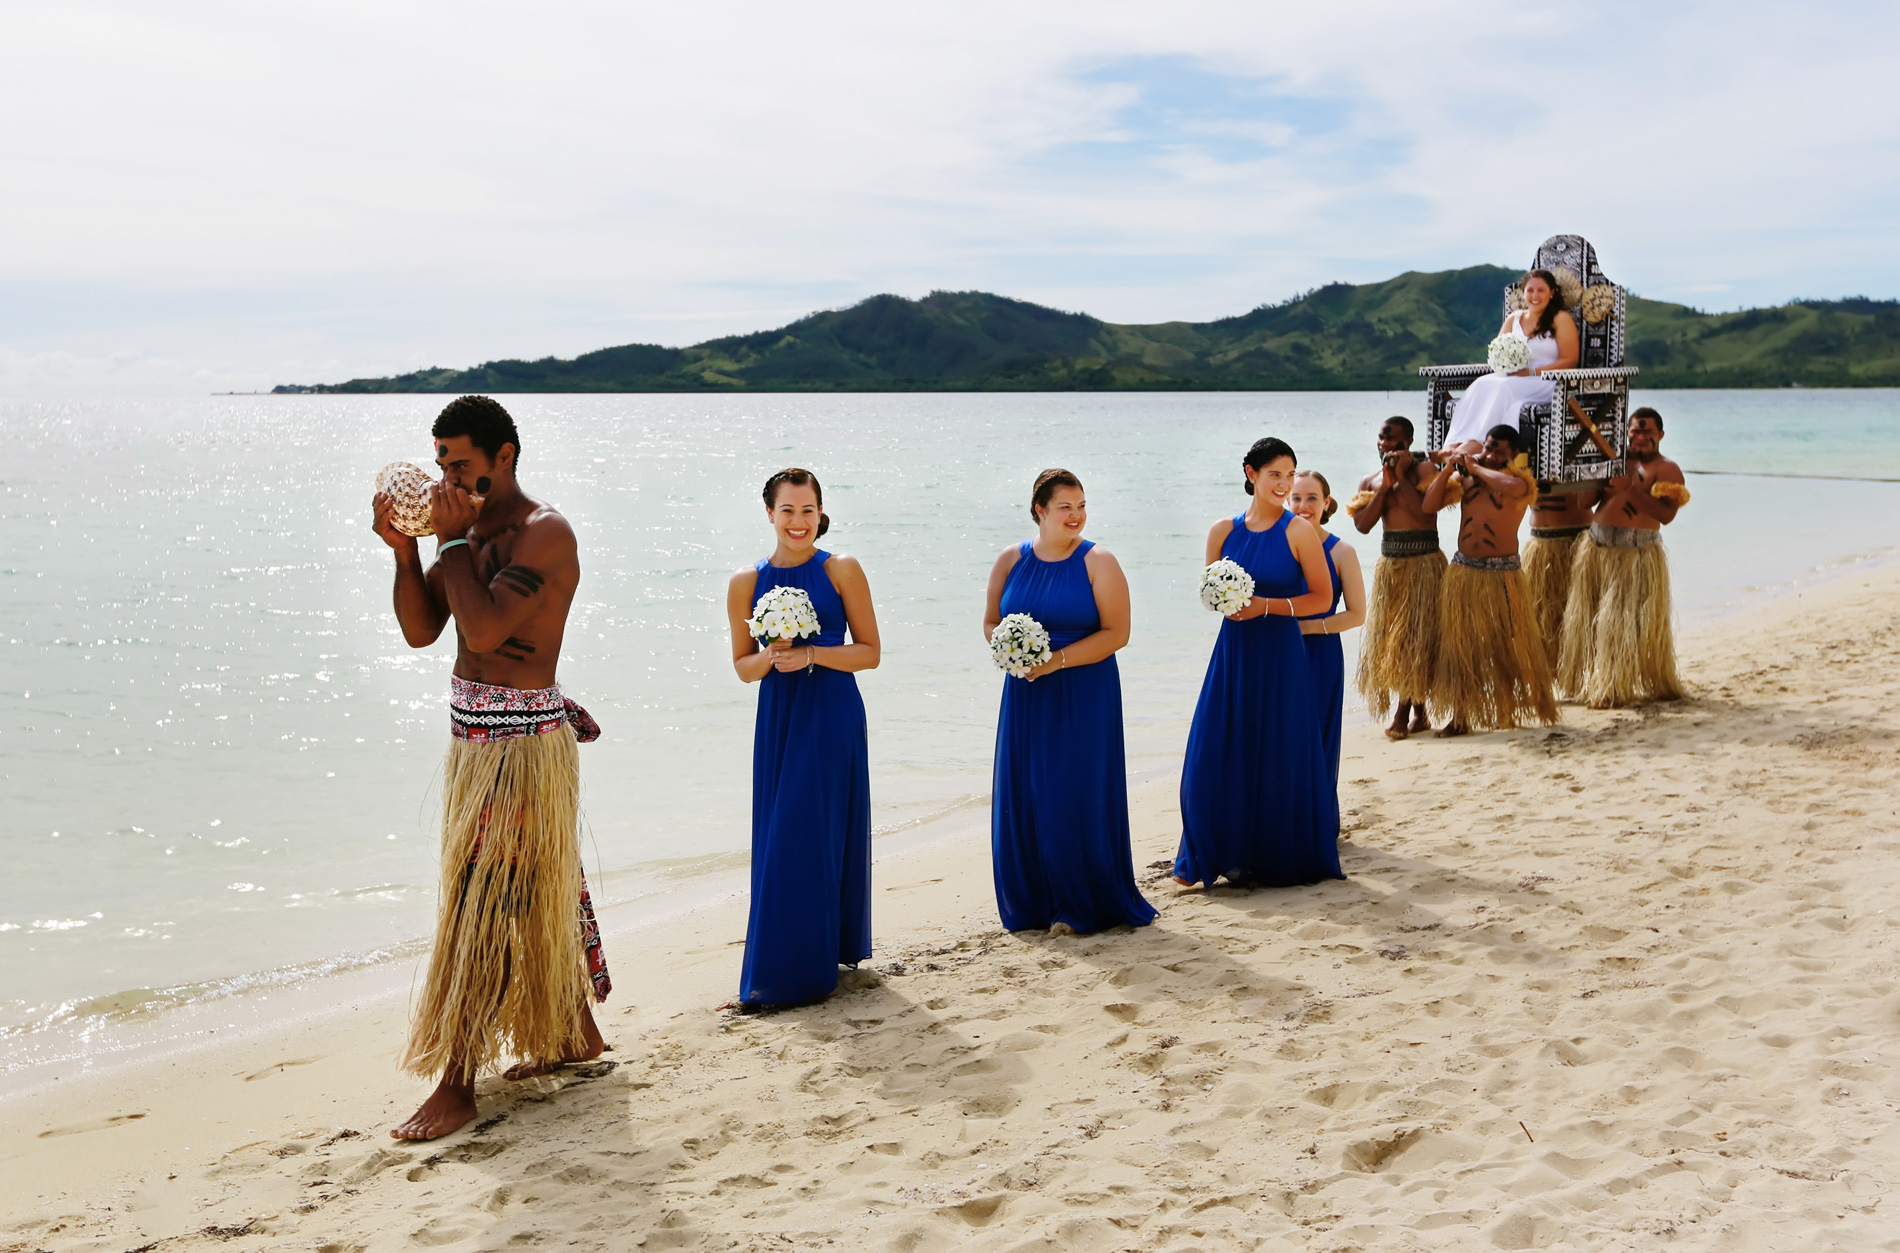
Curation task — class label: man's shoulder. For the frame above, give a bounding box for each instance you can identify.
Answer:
[1646,455,1686,481]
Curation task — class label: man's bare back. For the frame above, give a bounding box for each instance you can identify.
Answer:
[1530,483,1595,532]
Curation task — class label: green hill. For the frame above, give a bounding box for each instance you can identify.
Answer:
[276,267,1900,393]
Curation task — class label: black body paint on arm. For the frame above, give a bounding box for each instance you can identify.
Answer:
[495,566,546,598]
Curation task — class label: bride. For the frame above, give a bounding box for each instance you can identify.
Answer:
[1442,269,1579,452]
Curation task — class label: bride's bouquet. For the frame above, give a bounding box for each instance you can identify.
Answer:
[989,613,1053,679]
[747,586,821,646]
[1200,558,1255,616]
[1487,333,1531,375]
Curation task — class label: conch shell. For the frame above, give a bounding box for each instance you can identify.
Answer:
[375,462,438,537]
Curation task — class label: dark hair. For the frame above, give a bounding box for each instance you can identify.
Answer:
[1486,424,1524,454]
[1294,470,1337,524]
[1030,468,1083,522]
[1242,437,1297,495]
[432,395,521,465]
[1381,415,1414,442]
[1630,406,1664,433]
[763,467,829,538]
[1523,269,1567,338]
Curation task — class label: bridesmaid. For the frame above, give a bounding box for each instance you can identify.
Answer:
[725,468,881,1006]
[1172,438,1345,889]
[1288,470,1367,790]
[983,469,1157,936]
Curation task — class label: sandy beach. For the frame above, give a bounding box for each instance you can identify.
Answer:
[5,564,1899,1252]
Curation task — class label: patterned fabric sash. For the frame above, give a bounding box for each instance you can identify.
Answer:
[1452,550,1523,573]
[1381,529,1441,559]
[1530,525,1587,540]
[450,676,602,744]
[1590,522,1662,549]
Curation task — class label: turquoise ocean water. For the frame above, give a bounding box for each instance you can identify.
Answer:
[2,389,1897,1063]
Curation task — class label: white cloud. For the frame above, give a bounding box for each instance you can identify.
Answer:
[1,0,1895,393]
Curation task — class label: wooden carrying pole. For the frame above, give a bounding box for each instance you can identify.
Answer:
[1565,395,1619,462]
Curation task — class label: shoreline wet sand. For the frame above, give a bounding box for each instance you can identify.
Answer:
[5,565,1900,1251]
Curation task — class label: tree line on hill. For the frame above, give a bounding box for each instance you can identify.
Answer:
[275,265,1900,394]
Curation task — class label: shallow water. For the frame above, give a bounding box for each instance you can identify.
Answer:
[2,389,1896,1052]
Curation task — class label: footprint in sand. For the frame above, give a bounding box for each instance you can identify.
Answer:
[38,1112,147,1138]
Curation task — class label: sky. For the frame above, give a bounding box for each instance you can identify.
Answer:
[2,0,1897,395]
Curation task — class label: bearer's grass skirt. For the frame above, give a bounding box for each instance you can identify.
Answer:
[1557,529,1685,708]
[1431,558,1558,731]
[402,726,594,1077]
[1355,545,1447,717]
[1523,527,1584,667]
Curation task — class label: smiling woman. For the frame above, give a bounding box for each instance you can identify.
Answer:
[726,467,881,1008]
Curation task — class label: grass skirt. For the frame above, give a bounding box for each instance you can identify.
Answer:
[1430,563,1558,730]
[1523,531,1583,667]
[1556,536,1685,708]
[402,727,591,1077]
[1355,551,1447,716]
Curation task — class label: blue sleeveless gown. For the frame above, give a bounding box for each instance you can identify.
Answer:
[991,541,1157,934]
[1299,534,1346,790]
[740,551,872,1004]
[1173,513,1343,887]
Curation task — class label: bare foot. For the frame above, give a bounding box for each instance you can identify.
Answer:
[1170,875,1197,888]
[1408,707,1432,735]
[391,1075,477,1141]
[1048,922,1077,937]
[1433,722,1469,738]
[502,1004,605,1081]
[1386,704,1411,740]
[1384,726,1408,741]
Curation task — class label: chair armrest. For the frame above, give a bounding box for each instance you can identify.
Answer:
[1541,366,1640,382]
[1419,363,1491,381]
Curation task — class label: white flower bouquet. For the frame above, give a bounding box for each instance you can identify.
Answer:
[747,585,821,646]
[989,612,1053,679]
[1200,558,1255,616]
[1487,333,1531,375]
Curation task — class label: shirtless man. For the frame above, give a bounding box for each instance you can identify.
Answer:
[1347,417,1446,739]
[1421,425,1557,736]
[1522,482,1595,664]
[371,395,607,1141]
[1555,407,1689,706]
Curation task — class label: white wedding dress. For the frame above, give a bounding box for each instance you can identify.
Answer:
[1444,310,1559,447]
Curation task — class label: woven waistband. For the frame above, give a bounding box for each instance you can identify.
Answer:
[1530,525,1587,540]
[1589,523,1662,549]
[449,676,600,744]
[1452,551,1522,573]
[1381,529,1441,559]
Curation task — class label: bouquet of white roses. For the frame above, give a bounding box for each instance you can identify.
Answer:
[1487,333,1531,375]
[989,612,1053,679]
[1199,558,1255,616]
[747,585,821,646]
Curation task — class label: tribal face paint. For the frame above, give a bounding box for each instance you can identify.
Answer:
[475,476,492,495]
[437,444,449,460]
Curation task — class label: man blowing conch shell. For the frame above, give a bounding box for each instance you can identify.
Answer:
[370,395,609,1142]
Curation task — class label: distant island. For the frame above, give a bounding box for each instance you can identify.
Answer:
[275,265,1900,394]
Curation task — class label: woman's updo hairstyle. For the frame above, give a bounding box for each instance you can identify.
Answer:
[763,467,829,538]
[1030,468,1083,522]
[1524,267,1567,337]
[1295,470,1337,524]
[1242,436,1297,495]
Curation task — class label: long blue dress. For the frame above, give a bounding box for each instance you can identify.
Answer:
[1299,533,1346,790]
[992,541,1157,934]
[740,551,872,1004]
[1173,513,1344,887]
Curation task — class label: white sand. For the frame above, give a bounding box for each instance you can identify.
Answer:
[5,568,1899,1251]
